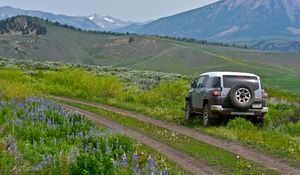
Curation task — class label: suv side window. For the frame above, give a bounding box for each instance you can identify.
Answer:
[197,76,208,88]
[206,77,221,88]
[211,77,221,88]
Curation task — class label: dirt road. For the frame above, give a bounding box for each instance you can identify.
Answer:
[63,104,222,175]
[55,96,300,175]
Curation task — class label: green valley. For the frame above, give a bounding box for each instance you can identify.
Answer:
[1,16,300,94]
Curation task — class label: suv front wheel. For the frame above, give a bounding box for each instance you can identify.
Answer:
[185,100,195,120]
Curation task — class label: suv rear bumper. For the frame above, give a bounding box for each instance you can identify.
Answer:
[210,105,268,116]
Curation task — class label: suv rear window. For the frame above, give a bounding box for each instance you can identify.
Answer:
[223,75,259,90]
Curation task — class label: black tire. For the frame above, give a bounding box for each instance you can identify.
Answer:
[203,104,214,127]
[185,100,195,120]
[252,116,265,127]
[229,83,255,110]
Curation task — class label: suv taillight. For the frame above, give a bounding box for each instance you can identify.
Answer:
[262,90,268,98]
[212,90,221,96]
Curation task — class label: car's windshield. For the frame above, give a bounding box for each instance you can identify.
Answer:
[223,75,259,90]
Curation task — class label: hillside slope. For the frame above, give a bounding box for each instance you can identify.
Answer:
[0,16,300,93]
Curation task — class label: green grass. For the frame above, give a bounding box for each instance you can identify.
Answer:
[0,65,299,171]
[201,120,300,167]
[59,100,277,175]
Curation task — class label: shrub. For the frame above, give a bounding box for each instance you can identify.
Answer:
[0,68,35,83]
[266,104,300,129]
[279,122,300,136]
[226,118,256,130]
[153,80,188,102]
[69,153,114,175]
[0,150,16,174]
[0,79,40,99]
[0,69,40,99]
[39,69,124,99]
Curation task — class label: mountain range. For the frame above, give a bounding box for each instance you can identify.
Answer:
[0,6,138,31]
[120,0,300,43]
[1,0,300,51]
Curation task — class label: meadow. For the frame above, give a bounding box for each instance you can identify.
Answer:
[0,96,182,174]
[0,61,187,174]
[0,59,300,171]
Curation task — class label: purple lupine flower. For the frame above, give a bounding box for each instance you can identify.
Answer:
[113,159,118,170]
[6,136,18,156]
[121,153,128,168]
[78,131,83,138]
[132,152,140,175]
[162,168,168,175]
[133,152,139,162]
[40,113,46,121]
[15,118,23,126]
[34,154,52,170]
[96,141,100,150]
[133,164,141,175]
[106,143,111,155]
[84,144,89,152]
[47,119,53,127]
[146,156,156,175]
[48,154,52,162]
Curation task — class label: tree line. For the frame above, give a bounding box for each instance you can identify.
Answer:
[0,16,47,35]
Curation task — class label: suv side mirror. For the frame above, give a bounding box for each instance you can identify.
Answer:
[191,81,197,88]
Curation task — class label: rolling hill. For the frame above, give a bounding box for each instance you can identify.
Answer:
[0,16,300,93]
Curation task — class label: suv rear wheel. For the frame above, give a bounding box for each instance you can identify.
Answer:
[252,116,265,127]
[203,104,214,127]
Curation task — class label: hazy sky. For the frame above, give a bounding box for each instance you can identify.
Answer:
[0,0,219,22]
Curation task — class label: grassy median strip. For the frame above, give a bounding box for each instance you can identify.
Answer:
[58,99,278,175]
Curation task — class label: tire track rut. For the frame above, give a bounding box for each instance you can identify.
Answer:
[55,96,300,175]
[63,104,222,175]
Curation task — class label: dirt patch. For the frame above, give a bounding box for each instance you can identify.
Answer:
[63,104,222,175]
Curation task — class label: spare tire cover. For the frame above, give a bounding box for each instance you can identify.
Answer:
[229,83,255,110]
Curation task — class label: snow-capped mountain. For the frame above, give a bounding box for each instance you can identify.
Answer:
[0,6,100,31]
[0,6,145,31]
[121,0,300,42]
[87,14,144,31]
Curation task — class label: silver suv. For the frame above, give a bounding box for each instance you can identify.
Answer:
[185,72,268,126]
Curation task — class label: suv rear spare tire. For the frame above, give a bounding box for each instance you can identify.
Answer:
[229,83,255,110]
